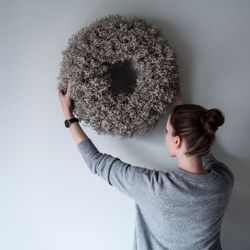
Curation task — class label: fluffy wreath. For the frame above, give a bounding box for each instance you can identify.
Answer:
[57,14,180,139]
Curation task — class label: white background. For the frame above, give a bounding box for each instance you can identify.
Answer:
[0,0,249,249]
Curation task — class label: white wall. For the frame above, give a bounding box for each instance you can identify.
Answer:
[1,0,249,249]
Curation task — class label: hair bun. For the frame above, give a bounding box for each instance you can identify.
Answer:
[204,109,225,134]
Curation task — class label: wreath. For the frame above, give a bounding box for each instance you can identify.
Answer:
[57,14,180,139]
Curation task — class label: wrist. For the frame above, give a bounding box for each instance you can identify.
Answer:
[64,111,75,120]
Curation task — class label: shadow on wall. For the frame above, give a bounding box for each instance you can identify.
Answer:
[212,140,249,250]
[115,15,249,250]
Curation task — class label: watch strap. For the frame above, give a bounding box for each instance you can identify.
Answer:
[68,117,79,123]
[64,117,79,128]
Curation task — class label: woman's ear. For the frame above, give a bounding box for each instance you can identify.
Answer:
[174,135,182,149]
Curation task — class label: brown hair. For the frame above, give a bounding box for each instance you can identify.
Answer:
[169,104,225,156]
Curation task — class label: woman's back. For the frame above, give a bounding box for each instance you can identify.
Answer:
[132,153,234,250]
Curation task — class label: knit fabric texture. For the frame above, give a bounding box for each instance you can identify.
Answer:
[57,14,180,139]
[77,137,234,250]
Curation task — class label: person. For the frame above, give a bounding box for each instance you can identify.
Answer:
[58,83,235,250]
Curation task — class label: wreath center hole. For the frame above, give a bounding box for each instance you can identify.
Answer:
[109,59,137,96]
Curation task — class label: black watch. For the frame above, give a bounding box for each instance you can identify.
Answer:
[64,117,79,128]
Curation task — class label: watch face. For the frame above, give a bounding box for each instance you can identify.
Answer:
[65,120,70,128]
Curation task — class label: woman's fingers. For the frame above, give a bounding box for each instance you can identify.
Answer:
[58,83,72,100]
[66,82,71,96]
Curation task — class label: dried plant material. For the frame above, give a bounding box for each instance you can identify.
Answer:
[57,14,180,139]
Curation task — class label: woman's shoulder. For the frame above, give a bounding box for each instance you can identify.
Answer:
[201,153,235,187]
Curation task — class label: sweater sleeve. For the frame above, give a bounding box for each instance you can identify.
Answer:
[76,137,159,204]
[201,153,235,185]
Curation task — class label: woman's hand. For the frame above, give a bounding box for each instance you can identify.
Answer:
[58,82,75,119]
[170,94,184,110]
[173,94,184,105]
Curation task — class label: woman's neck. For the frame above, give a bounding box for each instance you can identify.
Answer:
[177,154,208,174]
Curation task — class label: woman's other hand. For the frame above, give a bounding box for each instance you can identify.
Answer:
[170,94,184,110]
[174,94,184,105]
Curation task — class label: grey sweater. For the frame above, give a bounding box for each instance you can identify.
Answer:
[77,137,234,250]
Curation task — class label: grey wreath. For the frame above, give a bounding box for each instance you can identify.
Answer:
[57,14,180,139]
